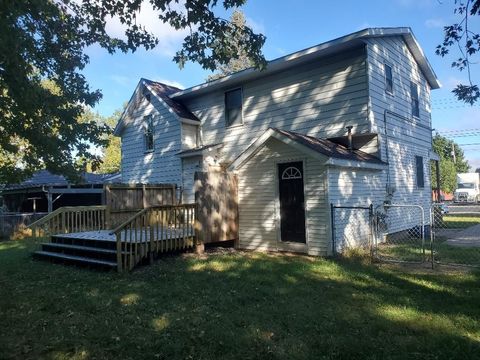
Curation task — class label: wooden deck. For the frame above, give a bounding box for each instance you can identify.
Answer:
[58,227,194,243]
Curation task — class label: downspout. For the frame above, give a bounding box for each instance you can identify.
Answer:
[382,109,433,199]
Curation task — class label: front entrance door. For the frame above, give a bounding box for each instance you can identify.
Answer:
[278,161,306,243]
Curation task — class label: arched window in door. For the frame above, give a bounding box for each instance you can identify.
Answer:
[281,166,302,180]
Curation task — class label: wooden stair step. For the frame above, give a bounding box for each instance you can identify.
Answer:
[41,242,119,254]
[34,251,117,268]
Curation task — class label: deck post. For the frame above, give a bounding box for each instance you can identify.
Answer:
[116,233,122,272]
[149,210,155,264]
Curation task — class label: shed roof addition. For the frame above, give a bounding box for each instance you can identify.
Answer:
[229,128,387,171]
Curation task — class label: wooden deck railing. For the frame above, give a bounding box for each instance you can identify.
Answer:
[110,204,196,272]
[29,205,108,238]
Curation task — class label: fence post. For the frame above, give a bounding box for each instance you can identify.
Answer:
[430,205,435,269]
[330,203,336,256]
[369,204,374,260]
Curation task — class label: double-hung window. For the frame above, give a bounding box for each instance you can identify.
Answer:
[144,115,154,152]
[410,81,420,118]
[384,64,393,94]
[225,88,243,127]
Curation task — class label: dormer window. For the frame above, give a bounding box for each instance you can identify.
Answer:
[144,115,154,152]
[225,88,243,127]
[410,81,420,118]
[384,64,393,94]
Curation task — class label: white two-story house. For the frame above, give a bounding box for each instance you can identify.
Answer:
[114,27,440,256]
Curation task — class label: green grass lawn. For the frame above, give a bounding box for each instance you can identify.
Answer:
[1,239,480,360]
[441,214,480,229]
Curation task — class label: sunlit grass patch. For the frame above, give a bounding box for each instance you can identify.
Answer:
[0,239,479,359]
[442,214,480,229]
[120,293,140,306]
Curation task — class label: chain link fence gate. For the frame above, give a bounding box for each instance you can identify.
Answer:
[330,204,373,255]
[372,204,432,265]
[431,203,480,267]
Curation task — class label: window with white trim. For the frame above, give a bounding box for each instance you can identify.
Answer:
[144,115,154,152]
[281,166,302,180]
[410,81,420,118]
[384,64,393,94]
[225,88,243,127]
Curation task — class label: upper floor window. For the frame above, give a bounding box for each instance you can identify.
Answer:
[384,64,393,94]
[144,115,154,152]
[225,88,243,127]
[410,81,420,118]
[415,155,424,188]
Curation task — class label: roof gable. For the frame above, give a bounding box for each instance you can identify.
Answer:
[114,78,199,136]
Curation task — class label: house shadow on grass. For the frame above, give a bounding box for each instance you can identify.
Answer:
[0,241,479,360]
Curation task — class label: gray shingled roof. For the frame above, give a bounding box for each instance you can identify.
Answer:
[271,128,385,164]
[143,79,199,122]
[3,170,120,190]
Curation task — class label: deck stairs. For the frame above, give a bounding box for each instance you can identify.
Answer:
[34,232,119,270]
[30,204,196,271]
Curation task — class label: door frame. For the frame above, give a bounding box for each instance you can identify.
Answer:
[274,158,309,253]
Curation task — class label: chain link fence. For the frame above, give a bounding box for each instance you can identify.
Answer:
[431,203,480,267]
[331,201,480,268]
[330,205,373,255]
[0,212,47,240]
[372,204,431,264]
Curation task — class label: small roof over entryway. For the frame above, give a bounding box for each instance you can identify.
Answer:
[229,128,387,171]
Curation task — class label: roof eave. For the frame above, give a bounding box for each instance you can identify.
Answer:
[171,27,440,99]
[325,157,387,170]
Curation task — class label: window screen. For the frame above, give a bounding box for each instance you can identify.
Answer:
[225,88,243,127]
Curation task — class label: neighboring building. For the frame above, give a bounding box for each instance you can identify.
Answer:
[114,27,440,255]
[1,170,120,213]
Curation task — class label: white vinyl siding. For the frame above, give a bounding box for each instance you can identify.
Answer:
[120,91,182,185]
[183,47,370,165]
[328,167,383,252]
[365,36,432,213]
[236,138,329,256]
[181,156,201,203]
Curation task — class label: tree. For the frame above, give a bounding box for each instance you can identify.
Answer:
[437,0,480,104]
[432,134,469,173]
[207,10,255,81]
[431,134,470,193]
[97,109,123,174]
[0,1,266,183]
[476,167,480,173]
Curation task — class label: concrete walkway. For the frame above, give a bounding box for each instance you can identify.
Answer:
[445,224,480,248]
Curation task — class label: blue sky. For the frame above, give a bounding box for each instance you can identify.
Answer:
[82,0,480,169]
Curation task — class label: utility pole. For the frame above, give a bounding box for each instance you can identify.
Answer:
[451,142,456,164]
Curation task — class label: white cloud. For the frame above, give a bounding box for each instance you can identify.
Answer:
[425,18,445,28]
[104,2,189,57]
[155,78,185,89]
